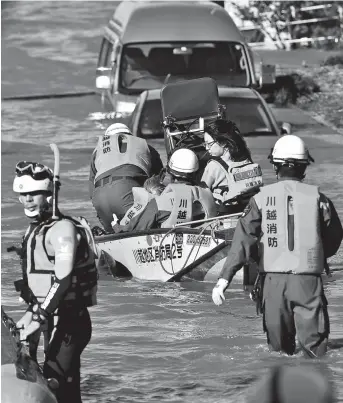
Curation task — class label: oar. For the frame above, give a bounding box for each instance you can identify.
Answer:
[2,91,96,101]
[49,144,60,220]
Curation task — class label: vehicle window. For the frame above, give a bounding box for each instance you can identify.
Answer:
[97,38,114,68]
[220,97,276,135]
[137,99,164,137]
[119,42,250,94]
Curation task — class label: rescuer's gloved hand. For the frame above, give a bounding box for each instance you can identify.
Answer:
[16,311,33,330]
[212,278,229,306]
[111,213,118,228]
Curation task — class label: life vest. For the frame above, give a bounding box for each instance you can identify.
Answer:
[258,181,324,274]
[156,184,217,228]
[209,158,263,204]
[94,132,151,180]
[119,187,155,226]
[22,216,98,307]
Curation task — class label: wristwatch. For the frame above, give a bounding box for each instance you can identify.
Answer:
[32,313,46,324]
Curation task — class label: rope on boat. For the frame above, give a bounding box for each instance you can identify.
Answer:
[1,306,23,352]
[158,219,223,277]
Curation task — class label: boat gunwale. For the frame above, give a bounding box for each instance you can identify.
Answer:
[95,226,233,243]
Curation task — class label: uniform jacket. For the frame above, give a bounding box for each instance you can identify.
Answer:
[201,157,263,204]
[219,177,343,284]
[113,182,217,232]
[89,138,163,198]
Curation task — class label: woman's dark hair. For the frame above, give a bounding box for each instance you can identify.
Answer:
[204,119,252,162]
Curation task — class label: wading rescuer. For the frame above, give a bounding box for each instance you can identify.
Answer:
[112,148,218,232]
[12,158,98,403]
[201,119,263,214]
[211,135,343,357]
[89,123,163,232]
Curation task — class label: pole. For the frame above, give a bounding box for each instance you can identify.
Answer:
[49,144,60,220]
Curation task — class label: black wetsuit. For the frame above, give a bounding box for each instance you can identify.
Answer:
[43,306,92,403]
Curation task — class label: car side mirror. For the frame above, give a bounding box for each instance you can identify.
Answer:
[281,122,292,135]
[259,63,276,87]
[96,67,112,90]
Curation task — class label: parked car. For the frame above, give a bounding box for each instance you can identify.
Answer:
[127,86,291,140]
[95,1,275,115]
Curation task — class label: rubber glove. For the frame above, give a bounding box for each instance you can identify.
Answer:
[20,320,40,341]
[111,213,118,228]
[212,278,229,306]
[16,311,33,330]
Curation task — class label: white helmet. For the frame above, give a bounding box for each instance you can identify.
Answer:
[13,161,53,218]
[13,162,53,193]
[105,123,131,136]
[168,149,199,178]
[270,135,313,165]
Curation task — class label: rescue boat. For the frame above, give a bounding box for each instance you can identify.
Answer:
[1,307,58,403]
[95,214,259,287]
[94,78,260,286]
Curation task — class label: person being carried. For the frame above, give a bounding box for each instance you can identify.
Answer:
[89,123,163,233]
[201,119,263,214]
[118,175,166,226]
[211,135,343,358]
[112,148,218,232]
[13,160,98,403]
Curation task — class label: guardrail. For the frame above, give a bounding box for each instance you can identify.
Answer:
[236,2,342,50]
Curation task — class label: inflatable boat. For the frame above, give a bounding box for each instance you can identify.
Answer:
[95,214,259,287]
[1,307,58,403]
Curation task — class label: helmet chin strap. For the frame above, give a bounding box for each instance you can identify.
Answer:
[24,208,39,218]
[24,200,53,220]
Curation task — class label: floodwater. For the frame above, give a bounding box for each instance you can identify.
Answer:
[1,2,343,402]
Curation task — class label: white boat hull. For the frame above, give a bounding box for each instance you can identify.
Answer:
[95,224,258,286]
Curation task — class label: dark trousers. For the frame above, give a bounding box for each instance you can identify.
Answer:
[92,178,144,232]
[43,308,92,403]
[262,273,330,358]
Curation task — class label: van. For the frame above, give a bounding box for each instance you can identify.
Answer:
[96,1,275,115]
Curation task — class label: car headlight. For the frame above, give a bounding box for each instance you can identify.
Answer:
[116,101,136,114]
[96,75,111,90]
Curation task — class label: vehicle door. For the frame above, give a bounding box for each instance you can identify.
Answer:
[96,37,120,112]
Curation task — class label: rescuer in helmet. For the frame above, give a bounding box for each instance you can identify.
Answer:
[211,135,343,358]
[13,160,98,403]
[112,148,217,232]
[89,123,163,233]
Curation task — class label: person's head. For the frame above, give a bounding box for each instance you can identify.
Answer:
[167,148,199,183]
[247,364,334,403]
[13,161,54,219]
[144,175,165,196]
[204,118,252,161]
[104,123,132,137]
[269,135,314,180]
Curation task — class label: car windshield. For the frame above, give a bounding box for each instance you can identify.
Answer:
[120,42,250,94]
[136,96,276,138]
[219,96,276,136]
